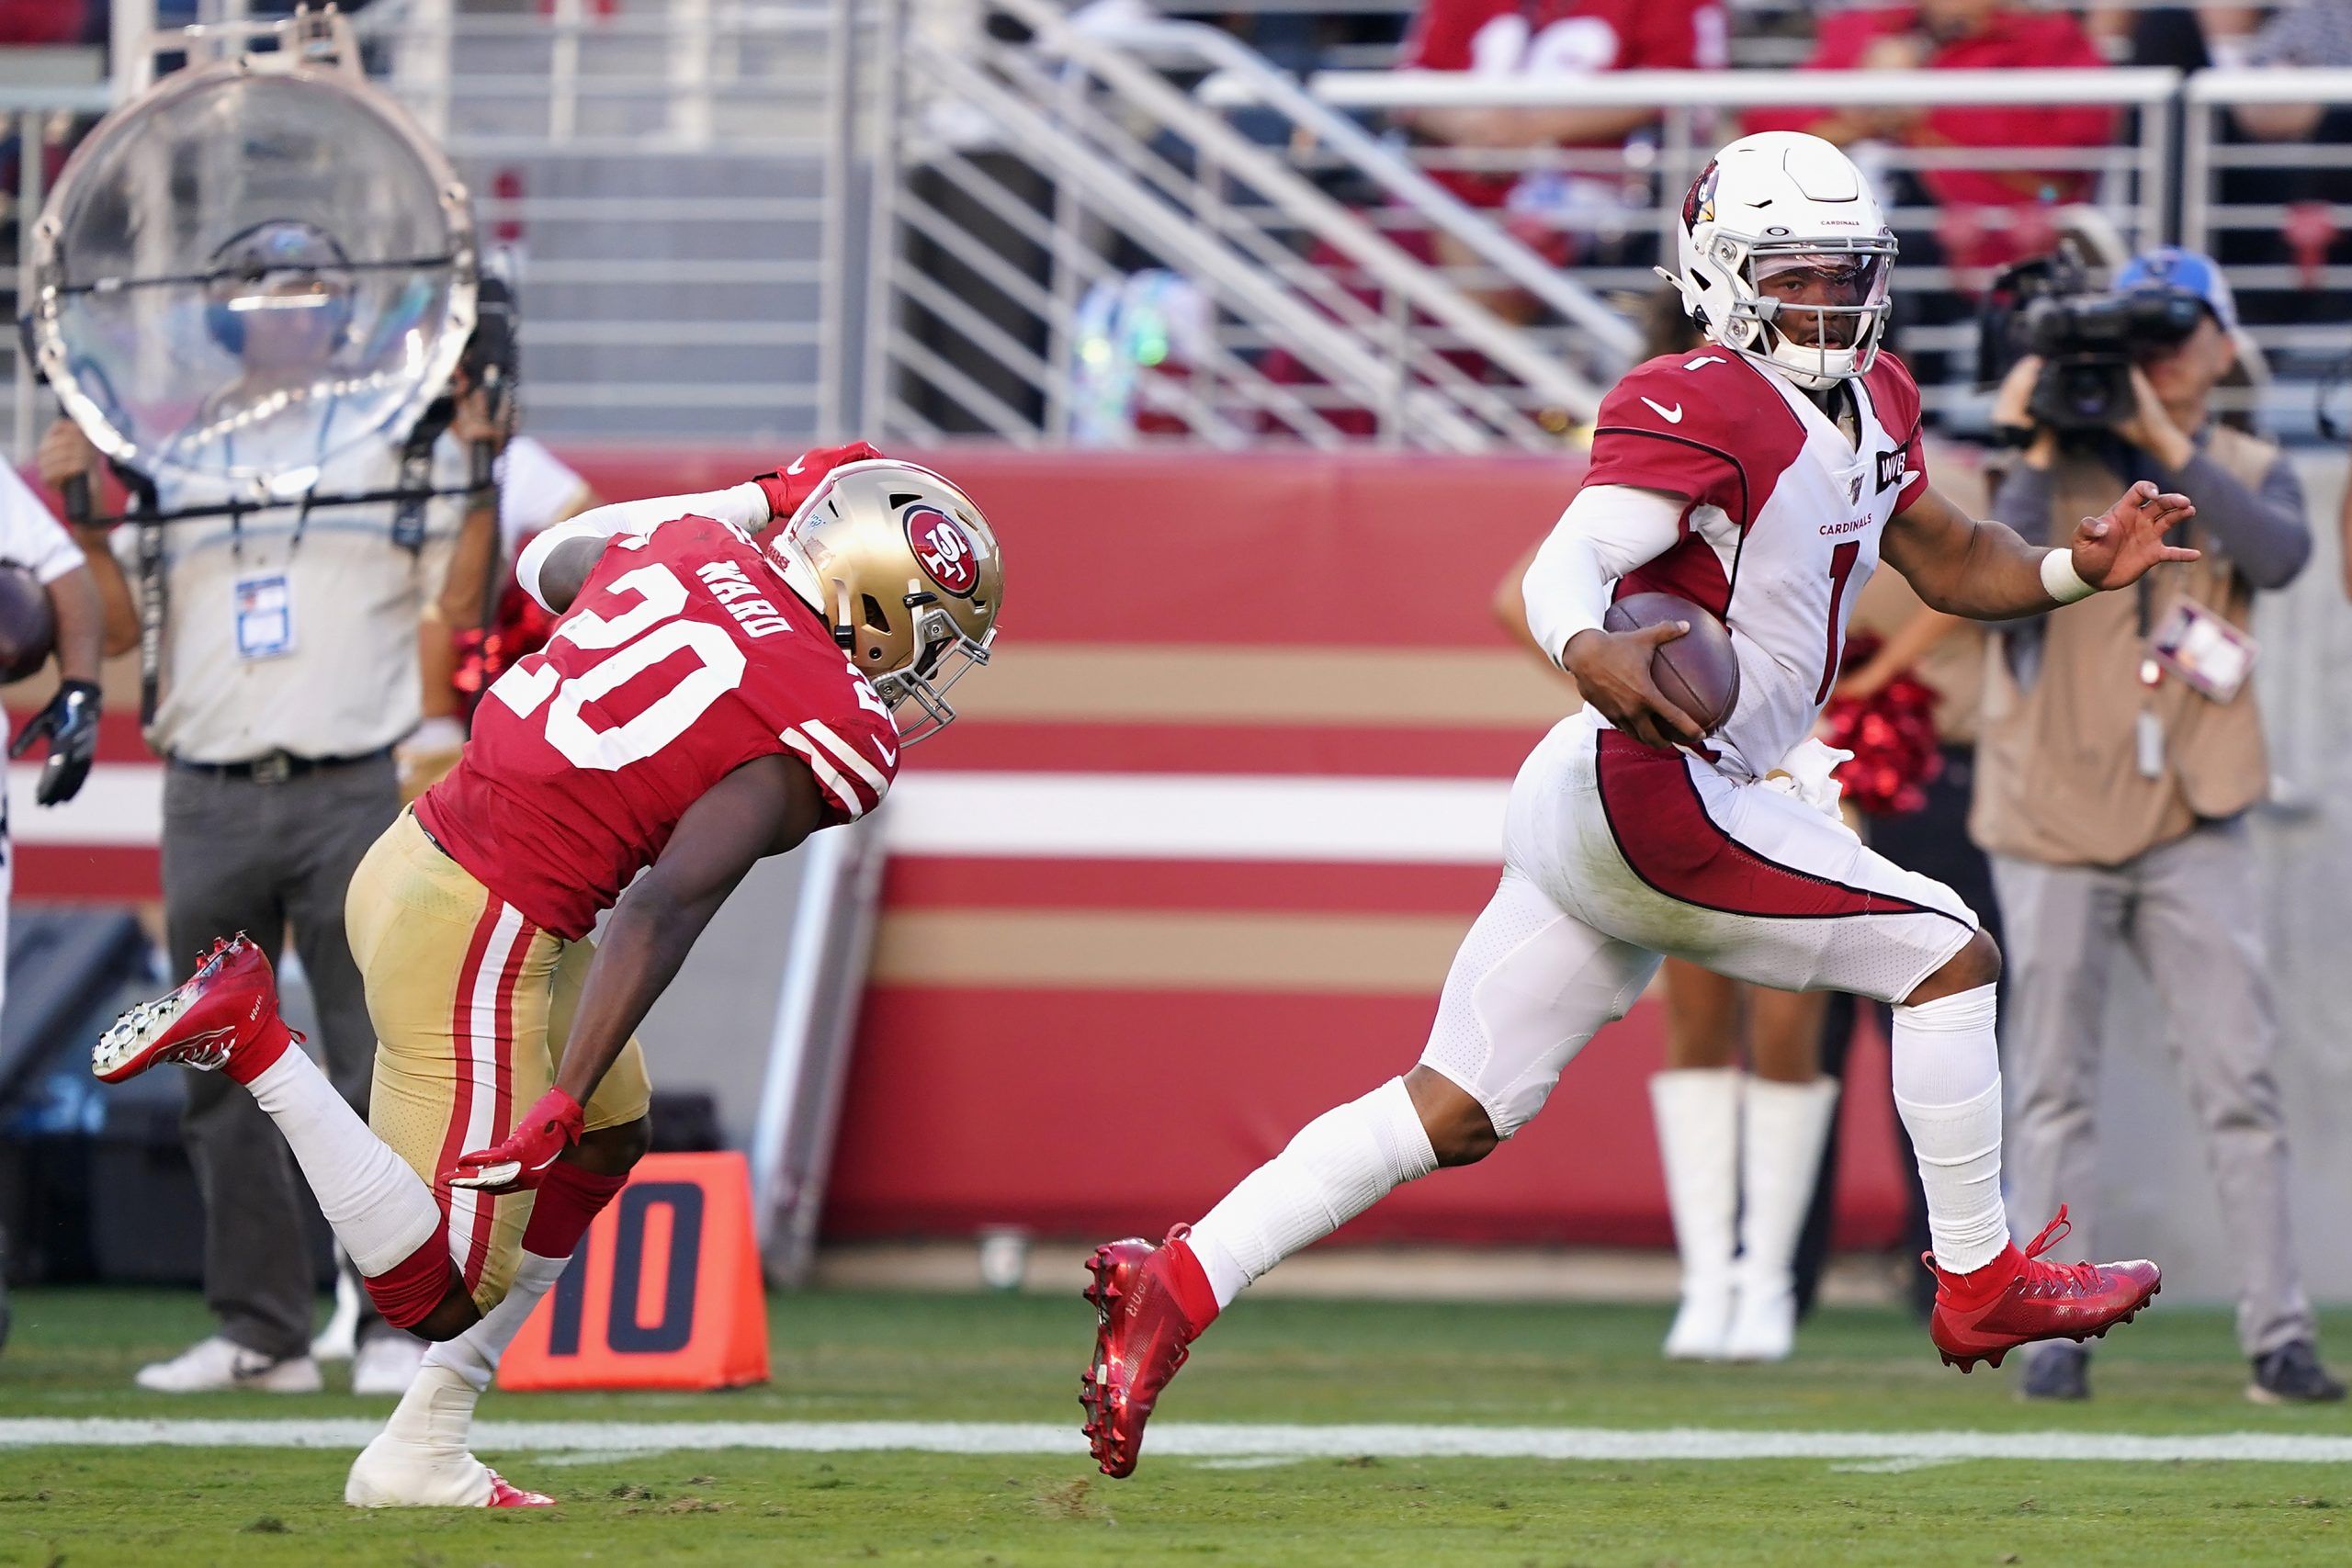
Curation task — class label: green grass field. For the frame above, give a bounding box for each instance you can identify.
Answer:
[5,1284,2351,1566]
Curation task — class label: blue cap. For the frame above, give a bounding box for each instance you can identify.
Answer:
[2115,246,2236,333]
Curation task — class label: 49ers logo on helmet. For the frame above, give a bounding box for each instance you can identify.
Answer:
[906,505,979,597]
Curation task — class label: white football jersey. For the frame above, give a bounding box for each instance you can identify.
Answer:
[1579,348,1929,778]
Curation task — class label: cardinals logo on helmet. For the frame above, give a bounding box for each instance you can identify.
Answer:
[906,505,980,597]
[1681,160,1720,233]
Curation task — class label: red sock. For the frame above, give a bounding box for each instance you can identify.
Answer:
[221,1012,299,1086]
[365,1220,461,1328]
[1161,1235,1221,1334]
[521,1160,628,1258]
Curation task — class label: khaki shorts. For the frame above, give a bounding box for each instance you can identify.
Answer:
[345,809,653,1312]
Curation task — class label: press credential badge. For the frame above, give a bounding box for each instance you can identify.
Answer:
[234,573,295,661]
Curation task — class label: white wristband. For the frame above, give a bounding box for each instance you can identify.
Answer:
[2039,547,2096,605]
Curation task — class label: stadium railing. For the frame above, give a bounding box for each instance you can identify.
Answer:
[349,0,865,442]
[0,81,120,461]
[861,0,1635,450]
[1303,67,2182,423]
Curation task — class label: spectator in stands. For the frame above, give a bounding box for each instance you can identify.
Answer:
[1972,247,2340,1405]
[1746,0,2114,275]
[0,2,101,45]
[1397,0,1727,308]
[2220,0,2352,324]
[2232,0,2352,141]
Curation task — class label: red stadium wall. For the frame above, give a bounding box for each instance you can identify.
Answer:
[14,448,1912,1250]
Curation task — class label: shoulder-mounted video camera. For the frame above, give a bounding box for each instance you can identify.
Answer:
[1979,247,2204,434]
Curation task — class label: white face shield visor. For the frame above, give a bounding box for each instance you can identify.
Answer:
[24,16,476,508]
[1738,242,1896,387]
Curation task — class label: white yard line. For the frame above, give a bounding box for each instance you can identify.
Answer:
[3,1418,2351,1464]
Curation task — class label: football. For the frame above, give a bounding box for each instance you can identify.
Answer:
[1602,590,1741,736]
[0,564,55,684]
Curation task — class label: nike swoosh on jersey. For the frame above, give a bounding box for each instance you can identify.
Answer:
[786,454,808,474]
[1641,398,1685,424]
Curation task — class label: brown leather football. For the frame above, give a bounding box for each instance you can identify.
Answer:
[0,564,53,685]
[1602,591,1741,736]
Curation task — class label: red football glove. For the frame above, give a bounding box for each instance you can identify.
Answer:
[444,1087,584,1195]
[754,440,886,523]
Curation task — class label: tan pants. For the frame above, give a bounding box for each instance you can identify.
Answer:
[345,810,652,1312]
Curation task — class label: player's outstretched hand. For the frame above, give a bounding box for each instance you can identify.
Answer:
[444,1087,585,1195]
[2071,479,2199,591]
[1564,623,1717,760]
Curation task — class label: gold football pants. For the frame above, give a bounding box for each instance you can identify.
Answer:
[345,808,652,1312]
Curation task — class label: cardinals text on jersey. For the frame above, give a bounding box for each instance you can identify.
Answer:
[1577,348,1928,778]
[417,516,899,940]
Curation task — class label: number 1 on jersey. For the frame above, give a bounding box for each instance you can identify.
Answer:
[1815,540,1860,705]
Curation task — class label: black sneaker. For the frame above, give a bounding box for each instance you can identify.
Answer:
[2018,1341,2089,1401]
[2248,1341,2346,1404]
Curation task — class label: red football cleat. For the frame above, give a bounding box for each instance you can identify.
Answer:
[1927,1206,2160,1373]
[92,934,300,1087]
[485,1471,555,1508]
[1080,1227,1218,1479]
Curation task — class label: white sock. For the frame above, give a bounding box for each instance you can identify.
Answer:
[1890,983,2008,1274]
[1187,1077,1437,1309]
[243,1048,442,1277]
[422,1249,570,1393]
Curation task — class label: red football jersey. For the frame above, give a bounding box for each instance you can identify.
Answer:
[418,515,900,941]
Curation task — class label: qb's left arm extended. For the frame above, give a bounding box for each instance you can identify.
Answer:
[1881,479,2199,621]
[446,753,829,1192]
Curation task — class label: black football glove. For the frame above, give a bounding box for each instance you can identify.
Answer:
[10,679,99,805]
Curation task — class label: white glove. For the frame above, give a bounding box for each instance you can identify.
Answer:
[1757,738,1853,821]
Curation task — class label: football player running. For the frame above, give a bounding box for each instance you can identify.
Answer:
[1082,131,2195,1478]
[94,445,1001,1507]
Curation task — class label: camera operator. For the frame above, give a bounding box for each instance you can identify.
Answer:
[41,220,502,1398]
[1972,246,2338,1404]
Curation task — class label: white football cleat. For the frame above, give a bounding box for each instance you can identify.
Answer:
[345,1362,554,1508]
[135,1335,322,1393]
[351,1332,428,1396]
[345,1434,550,1508]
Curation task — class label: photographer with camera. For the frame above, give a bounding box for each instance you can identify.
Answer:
[42,220,503,1400]
[1971,246,2337,1404]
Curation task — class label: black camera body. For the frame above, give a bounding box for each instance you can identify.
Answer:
[1980,250,2205,434]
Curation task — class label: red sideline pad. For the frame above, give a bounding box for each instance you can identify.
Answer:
[823,989,1911,1251]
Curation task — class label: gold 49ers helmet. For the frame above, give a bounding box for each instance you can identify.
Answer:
[765,458,1003,743]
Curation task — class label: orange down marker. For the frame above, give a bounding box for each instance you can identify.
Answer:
[499,1151,771,1392]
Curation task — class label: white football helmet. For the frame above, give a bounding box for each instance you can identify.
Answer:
[765,459,1002,744]
[1661,131,1897,390]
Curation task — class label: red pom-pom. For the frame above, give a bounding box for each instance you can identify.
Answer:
[1822,635,1944,818]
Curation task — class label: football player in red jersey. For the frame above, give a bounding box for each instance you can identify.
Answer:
[1081,132,2199,1478]
[94,444,1001,1506]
